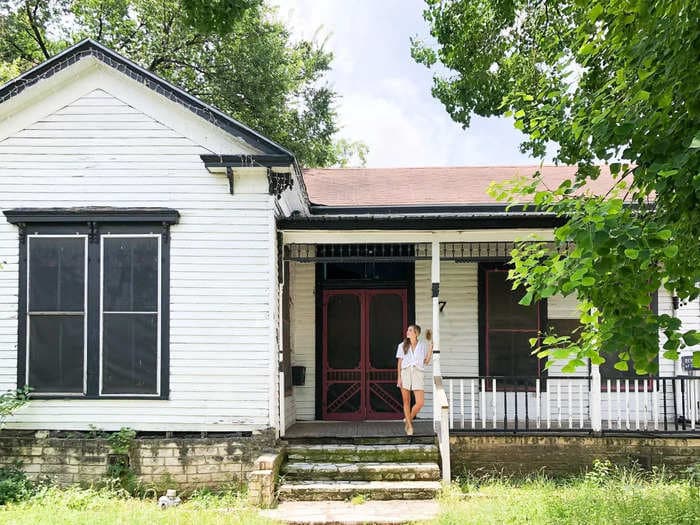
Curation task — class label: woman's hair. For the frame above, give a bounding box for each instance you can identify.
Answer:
[402,324,428,353]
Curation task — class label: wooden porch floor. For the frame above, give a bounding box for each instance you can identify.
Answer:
[284,420,434,439]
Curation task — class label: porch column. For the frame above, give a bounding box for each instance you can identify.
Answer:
[590,363,602,432]
[431,239,440,375]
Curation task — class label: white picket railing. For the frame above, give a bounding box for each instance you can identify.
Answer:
[443,376,700,433]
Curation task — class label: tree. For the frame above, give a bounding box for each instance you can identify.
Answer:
[0,0,365,167]
[413,0,700,373]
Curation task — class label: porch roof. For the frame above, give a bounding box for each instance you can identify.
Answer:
[303,165,616,207]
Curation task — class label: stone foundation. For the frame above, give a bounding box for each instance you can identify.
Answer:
[450,433,700,476]
[0,429,278,491]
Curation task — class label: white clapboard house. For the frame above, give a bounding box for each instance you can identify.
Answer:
[1,40,698,452]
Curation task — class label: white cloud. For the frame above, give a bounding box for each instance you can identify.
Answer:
[270,0,550,167]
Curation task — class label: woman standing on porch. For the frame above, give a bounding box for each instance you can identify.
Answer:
[396,325,433,435]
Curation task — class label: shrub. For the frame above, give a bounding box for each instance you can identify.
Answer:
[0,463,34,505]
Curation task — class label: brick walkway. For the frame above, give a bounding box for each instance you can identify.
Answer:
[260,499,440,524]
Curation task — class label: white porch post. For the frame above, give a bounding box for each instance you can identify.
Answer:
[431,239,450,483]
[590,363,602,432]
[431,240,441,375]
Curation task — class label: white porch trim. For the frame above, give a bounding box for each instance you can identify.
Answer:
[281,229,555,244]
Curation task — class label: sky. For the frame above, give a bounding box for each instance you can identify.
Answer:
[272,0,547,168]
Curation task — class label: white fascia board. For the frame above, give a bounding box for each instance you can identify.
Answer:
[281,229,556,244]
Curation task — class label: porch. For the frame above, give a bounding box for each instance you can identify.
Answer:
[279,235,700,487]
[276,235,698,480]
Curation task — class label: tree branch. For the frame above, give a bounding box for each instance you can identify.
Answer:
[24,0,50,59]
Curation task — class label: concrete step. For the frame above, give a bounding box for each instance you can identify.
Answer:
[277,480,442,501]
[283,435,436,446]
[286,443,439,463]
[282,461,441,482]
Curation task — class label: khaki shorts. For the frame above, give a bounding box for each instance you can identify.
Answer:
[400,366,424,391]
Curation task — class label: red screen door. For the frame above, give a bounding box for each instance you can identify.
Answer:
[322,289,407,420]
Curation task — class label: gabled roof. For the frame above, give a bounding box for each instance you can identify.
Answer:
[0,38,293,157]
[303,165,616,207]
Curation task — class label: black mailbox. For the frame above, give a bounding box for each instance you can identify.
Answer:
[291,366,306,386]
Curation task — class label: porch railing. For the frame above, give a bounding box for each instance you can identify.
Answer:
[443,375,700,434]
[433,372,450,483]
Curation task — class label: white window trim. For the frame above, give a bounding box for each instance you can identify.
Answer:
[99,233,162,397]
[26,234,88,396]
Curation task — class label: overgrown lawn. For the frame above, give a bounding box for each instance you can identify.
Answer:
[434,462,700,525]
[0,486,276,525]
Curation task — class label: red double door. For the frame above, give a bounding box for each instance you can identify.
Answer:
[322,289,407,420]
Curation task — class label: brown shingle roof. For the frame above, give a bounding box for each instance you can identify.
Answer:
[303,165,615,206]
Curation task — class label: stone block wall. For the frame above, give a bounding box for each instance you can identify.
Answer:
[0,430,278,490]
[450,434,700,476]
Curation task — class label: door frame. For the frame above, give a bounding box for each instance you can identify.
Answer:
[321,289,407,420]
[314,263,415,420]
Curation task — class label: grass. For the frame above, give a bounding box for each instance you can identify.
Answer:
[0,485,277,525]
[1,462,698,525]
[432,462,700,525]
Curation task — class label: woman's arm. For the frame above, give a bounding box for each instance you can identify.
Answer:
[424,341,433,365]
[397,357,403,387]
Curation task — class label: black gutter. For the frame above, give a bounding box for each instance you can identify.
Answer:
[0,39,292,157]
[309,204,532,215]
[200,154,295,168]
[278,214,564,230]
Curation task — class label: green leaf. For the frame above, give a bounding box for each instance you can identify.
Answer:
[588,4,604,22]
[590,354,605,365]
[581,276,595,286]
[519,291,534,306]
[656,230,672,240]
[578,42,595,56]
[613,361,629,372]
[514,109,526,118]
[682,330,700,346]
[663,245,679,258]
[624,248,639,259]
[663,350,679,360]
[691,131,700,149]
[693,351,700,369]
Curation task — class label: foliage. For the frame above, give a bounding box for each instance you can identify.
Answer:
[0,0,365,167]
[332,138,369,168]
[0,462,34,505]
[180,0,259,34]
[0,485,273,524]
[443,464,700,525]
[106,427,136,455]
[414,0,700,373]
[0,386,30,429]
[106,427,137,493]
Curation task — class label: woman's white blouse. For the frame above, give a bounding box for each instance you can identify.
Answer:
[396,340,429,371]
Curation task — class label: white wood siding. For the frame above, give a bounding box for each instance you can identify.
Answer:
[0,80,278,431]
[289,262,316,420]
[414,260,478,417]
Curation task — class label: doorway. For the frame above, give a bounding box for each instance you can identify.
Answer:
[321,289,407,420]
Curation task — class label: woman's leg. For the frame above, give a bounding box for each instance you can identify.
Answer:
[410,389,425,420]
[401,388,412,432]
